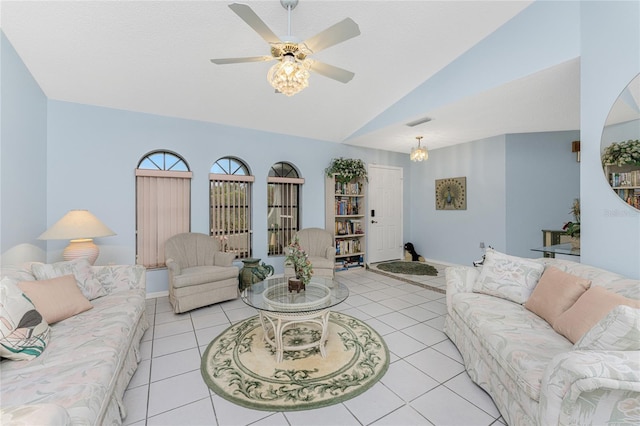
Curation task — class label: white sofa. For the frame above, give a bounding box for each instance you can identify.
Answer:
[1,263,148,425]
[445,256,640,426]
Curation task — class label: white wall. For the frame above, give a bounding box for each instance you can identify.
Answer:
[581,1,640,278]
[0,33,48,266]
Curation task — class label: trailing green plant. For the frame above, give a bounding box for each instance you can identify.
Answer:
[562,198,580,238]
[601,139,640,166]
[325,157,368,183]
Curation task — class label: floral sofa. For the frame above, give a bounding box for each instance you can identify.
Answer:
[0,260,148,425]
[444,251,640,426]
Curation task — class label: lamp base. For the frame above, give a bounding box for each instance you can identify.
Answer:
[63,238,99,265]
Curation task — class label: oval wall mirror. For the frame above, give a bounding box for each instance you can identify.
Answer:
[601,73,640,211]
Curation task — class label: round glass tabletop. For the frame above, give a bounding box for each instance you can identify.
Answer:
[240,275,349,313]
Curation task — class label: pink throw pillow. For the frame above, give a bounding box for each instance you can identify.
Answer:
[18,275,92,324]
[553,285,640,344]
[524,266,591,326]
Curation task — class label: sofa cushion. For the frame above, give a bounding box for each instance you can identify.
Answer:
[450,292,571,402]
[473,249,544,304]
[553,285,640,344]
[0,277,50,361]
[574,305,640,351]
[524,266,591,326]
[32,258,106,300]
[18,275,92,324]
[172,265,238,288]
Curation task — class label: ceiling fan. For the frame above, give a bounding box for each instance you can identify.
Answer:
[210,0,360,96]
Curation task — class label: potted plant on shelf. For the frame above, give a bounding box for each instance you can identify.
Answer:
[325,157,368,184]
[601,139,640,166]
[562,198,580,249]
[284,236,313,292]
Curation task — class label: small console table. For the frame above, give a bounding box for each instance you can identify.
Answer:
[531,243,580,258]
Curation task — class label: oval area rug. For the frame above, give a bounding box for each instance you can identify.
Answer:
[200,312,389,411]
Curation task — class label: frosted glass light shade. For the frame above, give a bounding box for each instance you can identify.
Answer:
[38,210,115,264]
[267,55,310,97]
[410,146,428,162]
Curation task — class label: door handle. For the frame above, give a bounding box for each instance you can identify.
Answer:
[371,220,378,224]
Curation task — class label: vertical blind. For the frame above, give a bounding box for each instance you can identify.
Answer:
[267,176,304,255]
[136,169,192,268]
[210,174,255,259]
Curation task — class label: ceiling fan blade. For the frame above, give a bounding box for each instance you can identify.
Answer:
[303,18,360,54]
[210,56,274,65]
[228,3,281,45]
[309,61,355,84]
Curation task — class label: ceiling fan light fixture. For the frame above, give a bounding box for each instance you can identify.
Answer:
[267,55,310,96]
[410,136,428,162]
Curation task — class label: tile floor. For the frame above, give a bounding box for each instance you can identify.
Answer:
[124,264,505,426]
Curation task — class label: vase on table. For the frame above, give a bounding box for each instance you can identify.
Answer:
[239,258,274,291]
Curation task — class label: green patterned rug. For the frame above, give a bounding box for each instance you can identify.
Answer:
[200,312,389,411]
[376,261,438,276]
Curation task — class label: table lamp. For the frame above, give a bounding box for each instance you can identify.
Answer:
[38,209,116,265]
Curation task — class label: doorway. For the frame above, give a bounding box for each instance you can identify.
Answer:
[367,164,403,263]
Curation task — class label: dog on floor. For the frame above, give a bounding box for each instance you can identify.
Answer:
[404,242,425,262]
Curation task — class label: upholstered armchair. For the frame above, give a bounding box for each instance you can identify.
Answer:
[285,228,335,278]
[165,233,239,313]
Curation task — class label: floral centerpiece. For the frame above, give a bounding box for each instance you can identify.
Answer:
[325,157,368,184]
[562,198,580,248]
[601,139,640,166]
[285,236,313,286]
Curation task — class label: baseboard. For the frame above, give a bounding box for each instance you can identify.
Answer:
[146,290,168,299]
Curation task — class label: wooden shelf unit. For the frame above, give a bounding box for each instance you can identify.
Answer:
[604,164,640,209]
[325,174,366,271]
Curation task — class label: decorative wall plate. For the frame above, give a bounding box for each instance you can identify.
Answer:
[435,177,467,210]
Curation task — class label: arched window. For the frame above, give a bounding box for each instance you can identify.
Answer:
[267,162,304,256]
[210,157,254,259]
[136,150,192,268]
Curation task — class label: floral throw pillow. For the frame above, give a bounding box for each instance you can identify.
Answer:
[473,249,545,304]
[0,277,50,360]
[31,258,106,300]
[573,305,640,351]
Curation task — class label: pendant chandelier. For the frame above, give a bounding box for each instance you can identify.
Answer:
[410,136,428,162]
[267,54,311,96]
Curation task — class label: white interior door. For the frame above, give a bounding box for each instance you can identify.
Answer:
[367,165,403,263]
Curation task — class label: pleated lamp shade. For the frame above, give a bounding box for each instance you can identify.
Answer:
[38,210,116,265]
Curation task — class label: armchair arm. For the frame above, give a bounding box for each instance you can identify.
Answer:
[445,266,479,315]
[165,258,182,276]
[324,246,335,260]
[539,350,640,425]
[214,251,236,267]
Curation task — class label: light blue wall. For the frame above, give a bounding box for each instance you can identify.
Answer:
[505,131,581,258]
[408,129,580,266]
[409,135,508,266]
[0,32,47,266]
[581,1,640,279]
[46,101,408,293]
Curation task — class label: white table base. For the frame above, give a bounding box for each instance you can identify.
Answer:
[258,309,331,363]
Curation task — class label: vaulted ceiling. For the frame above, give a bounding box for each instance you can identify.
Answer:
[1,1,581,154]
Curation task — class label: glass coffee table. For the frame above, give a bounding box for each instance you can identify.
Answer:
[240,275,349,362]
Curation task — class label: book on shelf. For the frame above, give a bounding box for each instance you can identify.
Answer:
[334,181,362,195]
[610,170,640,187]
[335,219,363,236]
[335,197,360,215]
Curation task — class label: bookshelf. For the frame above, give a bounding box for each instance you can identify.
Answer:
[604,164,640,209]
[325,174,366,271]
